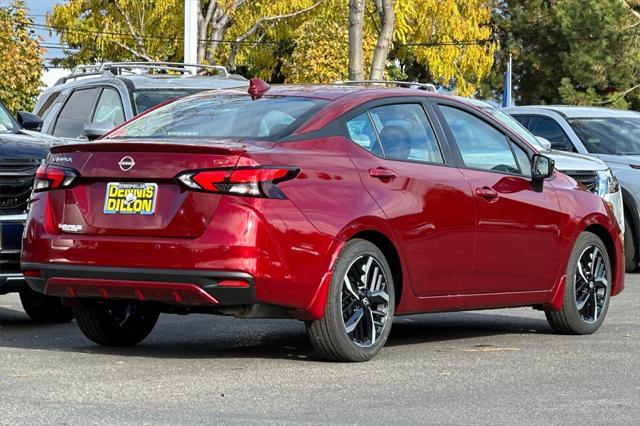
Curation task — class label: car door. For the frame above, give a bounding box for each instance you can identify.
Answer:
[344,100,476,298]
[435,103,565,294]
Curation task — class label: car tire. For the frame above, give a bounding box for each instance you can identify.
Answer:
[73,302,159,346]
[305,239,395,362]
[624,216,638,272]
[546,232,612,335]
[19,288,74,323]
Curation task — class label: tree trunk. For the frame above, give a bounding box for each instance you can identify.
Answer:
[369,0,395,80]
[348,0,365,80]
[204,12,232,64]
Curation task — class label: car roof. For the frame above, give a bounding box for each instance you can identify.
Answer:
[505,105,640,118]
[42,73,248,95]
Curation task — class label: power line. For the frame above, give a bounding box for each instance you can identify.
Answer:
[29,22,497,48]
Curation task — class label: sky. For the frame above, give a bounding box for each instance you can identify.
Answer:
[21,0,67,86]
[23,0,65,66]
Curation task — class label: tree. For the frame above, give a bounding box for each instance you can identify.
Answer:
[47,0,496,94]
[0,0,44,113]
[489,0,640,109]
[369,0,395,80]
[348,0,365,80]
[48,0,326,67]
[47,0,183,67]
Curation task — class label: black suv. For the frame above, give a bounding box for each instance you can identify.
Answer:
[0,99,73,322]
[34,62,248,140]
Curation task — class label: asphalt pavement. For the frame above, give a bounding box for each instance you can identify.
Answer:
[1,274,638,425]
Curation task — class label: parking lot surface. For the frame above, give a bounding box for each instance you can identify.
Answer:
[1,274,638,425]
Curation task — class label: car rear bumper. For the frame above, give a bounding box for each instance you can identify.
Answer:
[21,262,256,307]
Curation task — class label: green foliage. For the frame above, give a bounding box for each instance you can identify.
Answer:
[488,0,640,109]
[0,0,44,113]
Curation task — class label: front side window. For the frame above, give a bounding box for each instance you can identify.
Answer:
[0,102,18,134]
[528,115,575,152]
[52,88,99,138]
[92,88,125,126]
[346,104,444,164]
[568,117,640,155]
[440,105,521,174]
[108,94,327,140]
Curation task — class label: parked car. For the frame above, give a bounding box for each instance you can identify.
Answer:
[0,99,72,322]
[504,106,640,272]
[21,81,624,361]
[34,62,248,141]
[461,99,624,231]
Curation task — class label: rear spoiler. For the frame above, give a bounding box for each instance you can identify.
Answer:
[49,140,254,156]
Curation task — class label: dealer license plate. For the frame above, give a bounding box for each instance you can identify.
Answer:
[103,182,158,215]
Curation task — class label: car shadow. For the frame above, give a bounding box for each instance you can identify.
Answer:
[0,306,554,362]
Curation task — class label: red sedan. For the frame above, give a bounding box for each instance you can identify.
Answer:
[21,80,624,361]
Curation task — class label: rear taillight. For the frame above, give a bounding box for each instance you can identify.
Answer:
[177,167,299,199]
[34,165,78,192]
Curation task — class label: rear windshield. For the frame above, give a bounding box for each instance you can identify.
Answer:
[111,94,328,140]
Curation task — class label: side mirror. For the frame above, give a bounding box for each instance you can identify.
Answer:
[83,121,113,141]
[531,154,555,191]
[16,111,43,131]
[535,136,552,150]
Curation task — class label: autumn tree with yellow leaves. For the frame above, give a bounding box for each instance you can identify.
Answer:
[47,0,496,95]
[0,0,44,113]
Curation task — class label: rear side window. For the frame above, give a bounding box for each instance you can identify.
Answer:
[346,104,444,164]
[109,94,327,140]
[52,88,99,138]
[527,116,575,152]
[440,105,521,174]
[92,88,125,126]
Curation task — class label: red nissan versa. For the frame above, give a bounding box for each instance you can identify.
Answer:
[21,80,624,362]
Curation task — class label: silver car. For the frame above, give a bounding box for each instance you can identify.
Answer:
[504,106,640,272]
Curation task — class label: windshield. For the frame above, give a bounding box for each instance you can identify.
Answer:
[480,106,544,149]
[133,89,202,114]
[0,102,19,134]
[568,117,640,155]
[110,94,328,140]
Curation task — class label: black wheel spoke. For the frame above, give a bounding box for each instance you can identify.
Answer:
[341,254,390,348]
[574,245,608,323]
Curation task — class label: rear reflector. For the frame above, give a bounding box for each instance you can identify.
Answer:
[217,279,250,288]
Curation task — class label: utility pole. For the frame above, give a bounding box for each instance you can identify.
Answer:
[184,0,198,69]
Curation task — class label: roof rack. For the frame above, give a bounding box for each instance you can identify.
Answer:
[55,61,231,85]
[333,80,437,92]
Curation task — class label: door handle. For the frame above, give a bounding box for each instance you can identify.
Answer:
[369,167,397,180]
[476,187,499,201]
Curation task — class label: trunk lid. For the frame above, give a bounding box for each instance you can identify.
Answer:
[47,139,273,238]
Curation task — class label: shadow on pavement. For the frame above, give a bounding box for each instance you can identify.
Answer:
[0,306,553,361]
